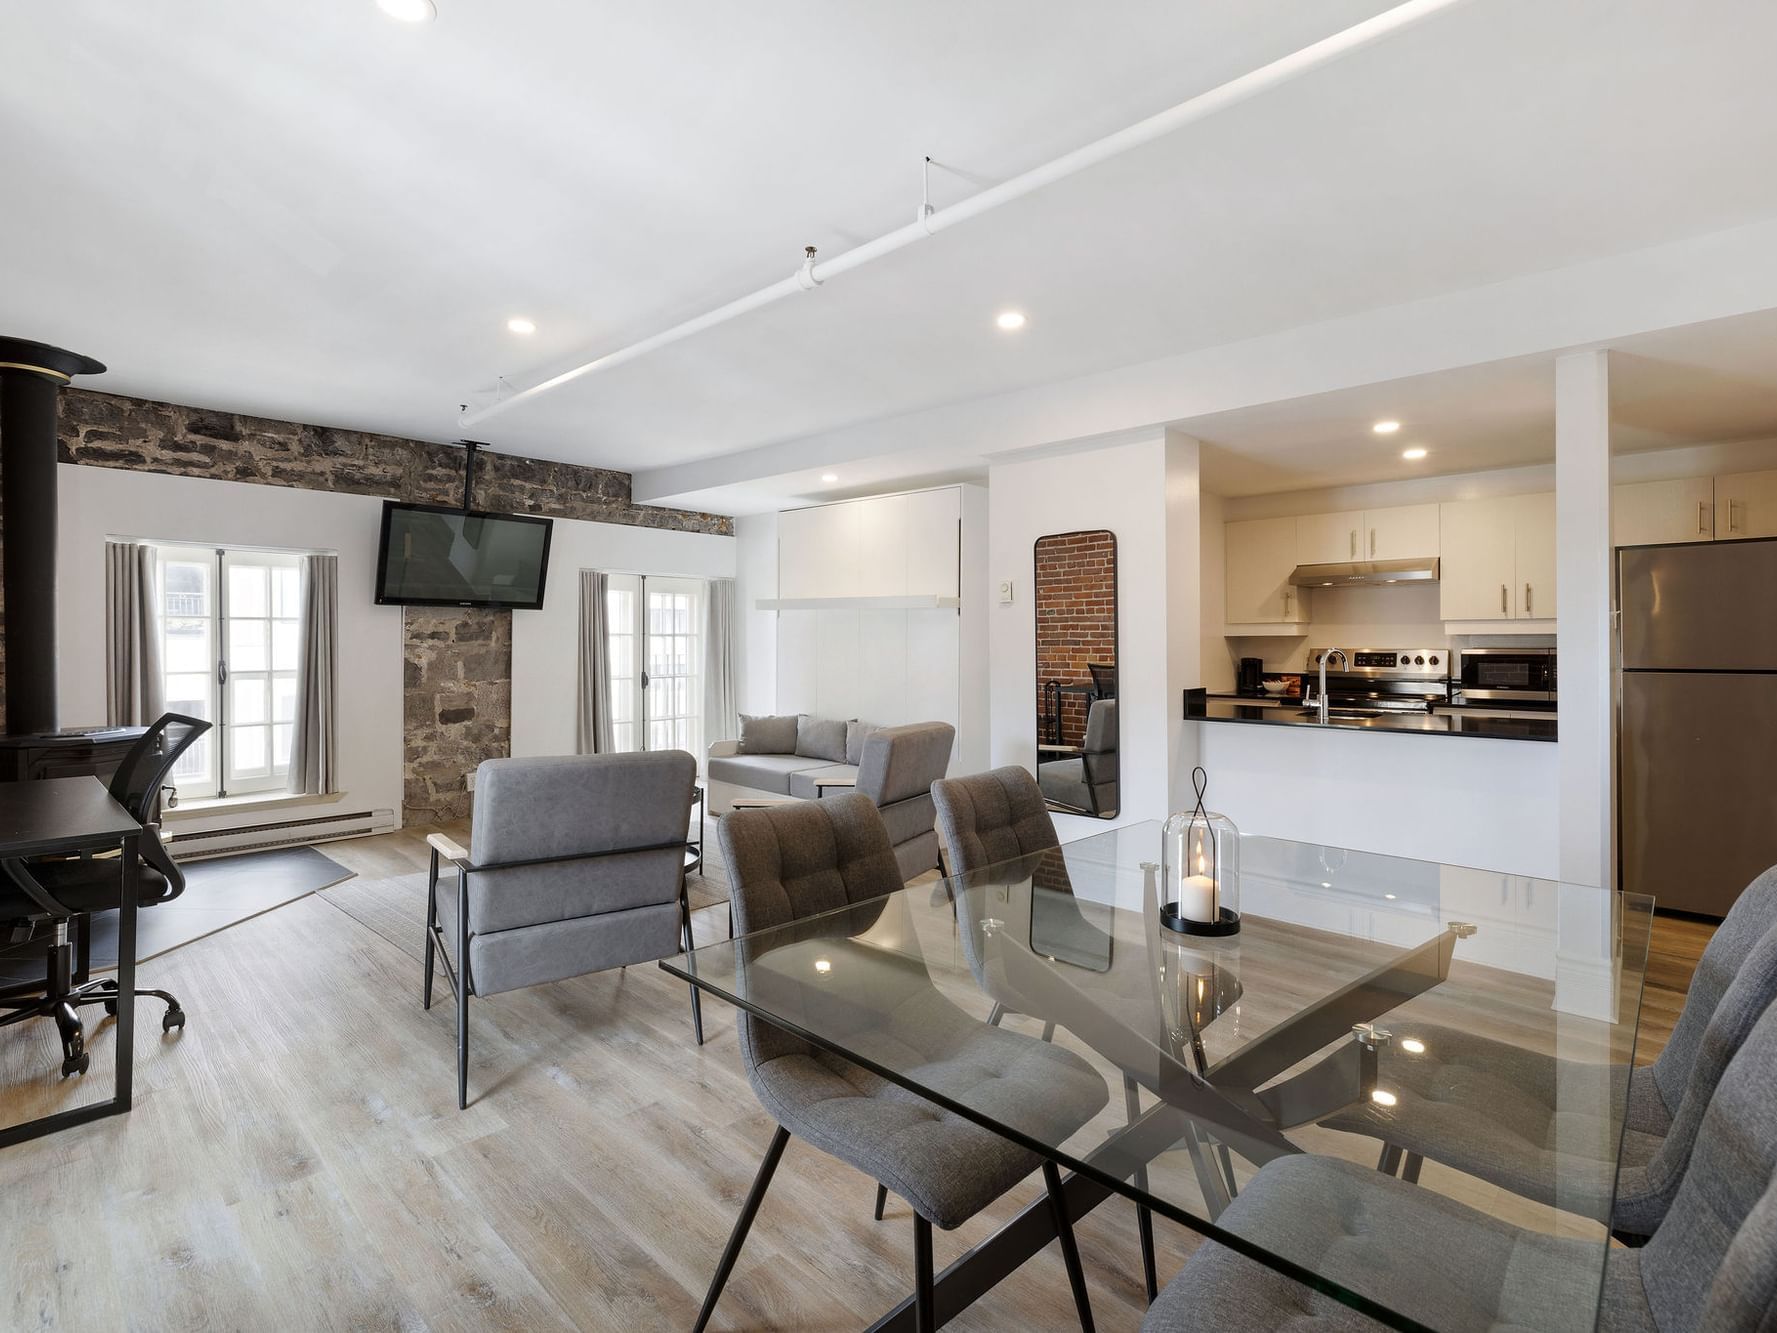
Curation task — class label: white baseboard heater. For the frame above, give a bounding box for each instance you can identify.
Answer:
[168,808,397,860]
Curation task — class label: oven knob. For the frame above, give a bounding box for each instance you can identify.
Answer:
[1414,655,1425,665]
[1428,655,1439,666]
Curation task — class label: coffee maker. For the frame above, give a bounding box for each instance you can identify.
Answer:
[1237,657,1264,696]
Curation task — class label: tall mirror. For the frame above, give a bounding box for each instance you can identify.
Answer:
[1033,530,1118,819]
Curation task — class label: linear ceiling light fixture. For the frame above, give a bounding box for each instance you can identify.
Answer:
[459,0,1468,429]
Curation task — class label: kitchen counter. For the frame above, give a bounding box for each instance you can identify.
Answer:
[1189,692,1557,742]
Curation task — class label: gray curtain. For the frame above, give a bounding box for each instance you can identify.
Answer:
[288,552,339,795]
[576,570,615,754]
[104,540,164,726]
[704,577,738,746]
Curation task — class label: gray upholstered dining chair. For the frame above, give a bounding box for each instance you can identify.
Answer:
[1142,989,1777,1333]
[1321,865,1777,1236]
[1037,699,1118,816]
[693,793,1109,1333]
[423,750,700,1109]
[931,763,1158,1302]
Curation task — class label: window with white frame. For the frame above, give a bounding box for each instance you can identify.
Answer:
[153,544,305,798]
[604,574,703,756]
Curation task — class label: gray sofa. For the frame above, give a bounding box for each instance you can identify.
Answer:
[707,713,955,879]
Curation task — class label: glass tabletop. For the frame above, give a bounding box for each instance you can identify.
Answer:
[663,821,1654,1332]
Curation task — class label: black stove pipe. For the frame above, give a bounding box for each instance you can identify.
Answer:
[0,337,106,736]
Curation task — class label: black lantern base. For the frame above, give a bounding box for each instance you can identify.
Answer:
[1159,903,1242,937]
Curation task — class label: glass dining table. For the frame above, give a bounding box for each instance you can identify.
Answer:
[662,822,1654,1333]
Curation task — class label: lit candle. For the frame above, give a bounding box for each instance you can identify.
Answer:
[1179,873,1217,924]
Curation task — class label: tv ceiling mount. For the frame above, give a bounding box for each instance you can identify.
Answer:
[458,439,486,511]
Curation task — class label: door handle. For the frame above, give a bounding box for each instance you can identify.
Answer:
[1699,500,1709,536]
[1349,529,1356,558]
[1525,582,1532,616]
[1730,499,1744,534]
[1369,528,1377,558]
[1500,584,1508,615]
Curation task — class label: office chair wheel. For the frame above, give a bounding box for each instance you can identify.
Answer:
[162,1007,186,1033]
[61,1051,90,1078]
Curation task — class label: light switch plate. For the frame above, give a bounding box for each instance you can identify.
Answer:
[998,580,1014,605]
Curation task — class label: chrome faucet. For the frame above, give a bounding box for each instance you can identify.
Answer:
[1317,648,1348,723]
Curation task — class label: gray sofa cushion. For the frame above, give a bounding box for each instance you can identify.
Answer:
[846,719,878,765]
[788,762,858,800]
[795,714,850,763]
[738,713,798,754]
[708,752,828,795]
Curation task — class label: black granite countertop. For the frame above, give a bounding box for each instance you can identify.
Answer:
[1185,692,1557,742]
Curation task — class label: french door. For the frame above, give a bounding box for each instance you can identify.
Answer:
[605,574,704,755]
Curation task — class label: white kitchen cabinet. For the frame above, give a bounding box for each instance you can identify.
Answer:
[1438,497,1517,620]
[1715,468,1777,540]
[1512,492,1556,620]
[1295,510,1364,564]
[1438,493,1556,621]
[1225,517,1308,624]
[1613,477,1714,547]
[1365,503,1440,561]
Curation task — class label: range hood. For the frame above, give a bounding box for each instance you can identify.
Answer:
[1289,557,1440,588]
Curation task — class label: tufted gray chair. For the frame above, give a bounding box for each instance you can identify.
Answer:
[693,793,1109,1333]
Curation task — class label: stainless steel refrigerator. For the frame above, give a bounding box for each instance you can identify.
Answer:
[1619,538,1777,917]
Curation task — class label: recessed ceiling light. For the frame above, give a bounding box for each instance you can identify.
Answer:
[1401,447,1428,461]
[377,0,436,21]
[995,310,1027,332]
[1373,420,1401,435]
[820,472,838,483]
[506,317,536,336]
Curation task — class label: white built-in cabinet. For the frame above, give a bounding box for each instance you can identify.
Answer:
[1294,510,1365,565]
[1613,477,1715,547]
[1225,517,1308,625]
[777,487,959,601]
[1437,493,1556,622]
[1715,468,1777,540]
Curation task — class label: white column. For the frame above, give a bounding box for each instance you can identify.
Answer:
[1164,431,1205,813]
[1555,349,1613,889]
[1554,349,1616,1024]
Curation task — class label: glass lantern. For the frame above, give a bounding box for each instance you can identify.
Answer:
[1159,767,1241,936]
[1160,938,1243,1072]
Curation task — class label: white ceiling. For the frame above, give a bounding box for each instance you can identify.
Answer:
[7,1,1777,487]
[1180,306,1777,496]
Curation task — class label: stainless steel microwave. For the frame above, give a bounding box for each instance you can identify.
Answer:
[1453,647,1556,703]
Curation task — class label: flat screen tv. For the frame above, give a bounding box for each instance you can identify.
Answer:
[374,501,554,609]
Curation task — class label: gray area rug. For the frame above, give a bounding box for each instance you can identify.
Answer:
[0,845,355,982]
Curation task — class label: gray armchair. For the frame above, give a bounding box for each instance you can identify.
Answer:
[1038,698,1118,816]
[1144,991,1777,1333]
[423,750,699,1109]
[693,794,1108,1333]
[1320,865,1777,1235]
[854,721,956,880]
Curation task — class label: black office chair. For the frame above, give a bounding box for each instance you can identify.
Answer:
[0,714,209,1076]
[1087,661,1118,702]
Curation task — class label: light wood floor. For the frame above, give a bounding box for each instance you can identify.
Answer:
[0,823,1710,1331]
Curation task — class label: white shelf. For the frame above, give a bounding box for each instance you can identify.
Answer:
[757,595,962,611]
[1222,622,1312,637]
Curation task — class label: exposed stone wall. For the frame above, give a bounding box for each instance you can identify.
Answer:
[0,387,732,824]
[402,608,511,824]
[1034,529,1117,748]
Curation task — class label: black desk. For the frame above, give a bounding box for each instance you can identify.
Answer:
[0,776,143,1148]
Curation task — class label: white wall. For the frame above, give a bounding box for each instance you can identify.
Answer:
[56,465,405,828]
[733,511,778,717]
[509,517,735,758]
[989,433,1182,834]
[1196,720,1560,879]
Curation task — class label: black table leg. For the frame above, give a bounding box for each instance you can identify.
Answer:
[114,831,139,1107]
